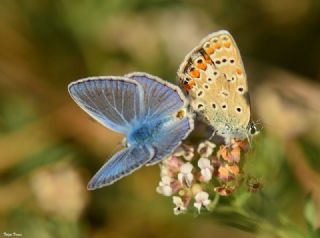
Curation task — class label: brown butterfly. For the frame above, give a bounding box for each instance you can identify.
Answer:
[177,30,258,144]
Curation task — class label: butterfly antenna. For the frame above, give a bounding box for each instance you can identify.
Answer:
[246,133,252,148]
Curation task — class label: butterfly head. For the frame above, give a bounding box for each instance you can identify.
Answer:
[214,120,259,145]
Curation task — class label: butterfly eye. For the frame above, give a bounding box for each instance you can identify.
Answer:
[247,123,258,135]
[250,126,256,135]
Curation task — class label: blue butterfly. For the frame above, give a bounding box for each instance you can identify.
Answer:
[68,72,194,190]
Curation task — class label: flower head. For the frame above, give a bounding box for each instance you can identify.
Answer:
[198,158,214,182]
[197,141,216,157]
[157,139,252,215]
[194,191,211,213]
[178,162,194,187]
[218,164,239,181]
[175,145,194,161]
[173,196,187,215]
[156,176,173,196]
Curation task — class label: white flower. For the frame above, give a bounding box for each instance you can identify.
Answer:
[173,147,185,157]
[178,162,193,187]
[173,196,187,215]
[197,141,216,157]
[184,151,194,161]
[194,191,211,213]
[198,158,214,182]
[156,176,172,196]
[160,164,170,177]
[174,146,194,161]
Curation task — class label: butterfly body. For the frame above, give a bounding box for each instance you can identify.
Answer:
[68,72,193,189]
[178,30,254,143]
[127,117,167,145]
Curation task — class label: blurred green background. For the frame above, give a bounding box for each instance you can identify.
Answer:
[1,0,320,237]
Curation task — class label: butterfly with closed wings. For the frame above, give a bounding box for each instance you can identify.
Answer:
[178,30,258,145]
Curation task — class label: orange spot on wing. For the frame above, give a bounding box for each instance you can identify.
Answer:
[205,46,215,55]
[184,79,196,91]
[236,68,243,75]
[213,43,222,49]
[224,42,231,48]
[189,68,200,78]
[197,63,207,70]
[203,54,213,65]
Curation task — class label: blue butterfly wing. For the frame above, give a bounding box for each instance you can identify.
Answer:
[126,72,185,120]
[68,77,144,134]
[147,115,194,166]
[87,144,154,190]
[125,72,194,165]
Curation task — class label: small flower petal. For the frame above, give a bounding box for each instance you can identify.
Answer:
[156,176,173,196]
[197,141,216,157]
[173,196,187,215]
[173,196,183,206]
[185,173,194,186]
[200,168,212,182]
[214,186,235,196]
[218,165,230,181]
[178,162,194,186]
[194,202,202,213]
[174,206,187,215]
[184,151,194,161]
[194,191,211,213]
[180,162,193,173]
[156,185,172,196]
[198,158,213,182]
[198,158,213,170]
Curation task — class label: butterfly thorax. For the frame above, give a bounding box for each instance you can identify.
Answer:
[216,122,247,141]
[127,118,166,146]
[214,120,258,144]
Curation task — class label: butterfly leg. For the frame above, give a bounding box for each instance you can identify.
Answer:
[209,129,217,141]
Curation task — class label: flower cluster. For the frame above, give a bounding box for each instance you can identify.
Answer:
[156,140,249,215]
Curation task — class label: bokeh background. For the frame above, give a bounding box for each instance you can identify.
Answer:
[1,0,320,237]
